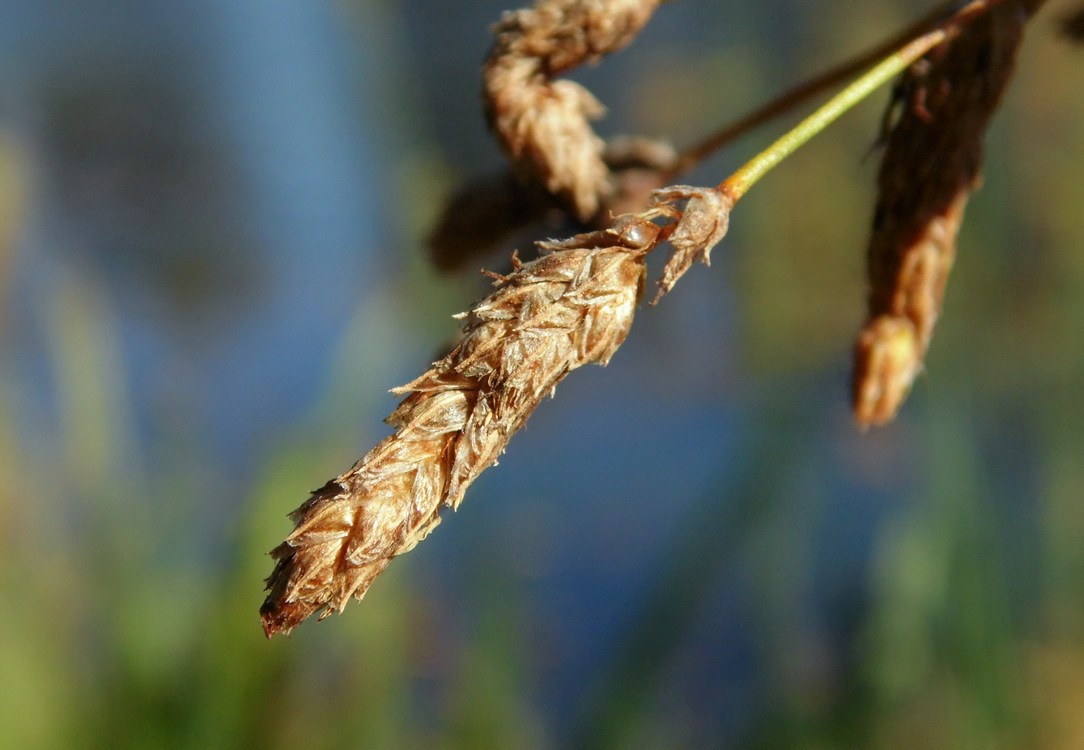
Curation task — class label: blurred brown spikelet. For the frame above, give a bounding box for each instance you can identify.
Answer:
[1063,3,1084,42]
[852,1,1040,427]
[428,136,677,273]
[426,172,554,274]
[260,213,663,636]
[484,0,661,222]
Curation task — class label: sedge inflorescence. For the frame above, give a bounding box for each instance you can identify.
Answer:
[261,0,1052,635]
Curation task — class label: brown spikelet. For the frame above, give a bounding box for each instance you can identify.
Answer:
[852,1,1039,428]
[484,0,661,221]
[426,172,554,273]
[260,212,665,636]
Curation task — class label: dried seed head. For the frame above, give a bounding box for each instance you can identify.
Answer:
[261,212,660,636]
[853,2,1033,427]
[484,0,661,221]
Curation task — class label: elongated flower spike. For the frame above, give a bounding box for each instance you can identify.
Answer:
[852,0,1039,427]
[261,211,664,636]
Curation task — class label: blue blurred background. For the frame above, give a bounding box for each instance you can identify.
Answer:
[2,1,1083,747]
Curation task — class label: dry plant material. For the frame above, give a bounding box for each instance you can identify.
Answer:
[597,135,680,218]
[852,1,1039,427]
[428,137,677,273]
[427,172,555,273]
[484,0,661,222]
[1063,3,1084,42]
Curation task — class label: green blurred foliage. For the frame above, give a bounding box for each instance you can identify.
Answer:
[3,2,1084,749]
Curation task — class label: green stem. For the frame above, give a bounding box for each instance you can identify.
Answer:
[720,27,948,200]
[668,0,969,180]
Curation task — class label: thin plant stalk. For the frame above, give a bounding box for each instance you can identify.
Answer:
[667,0,977,179]
[720,28,950,200]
